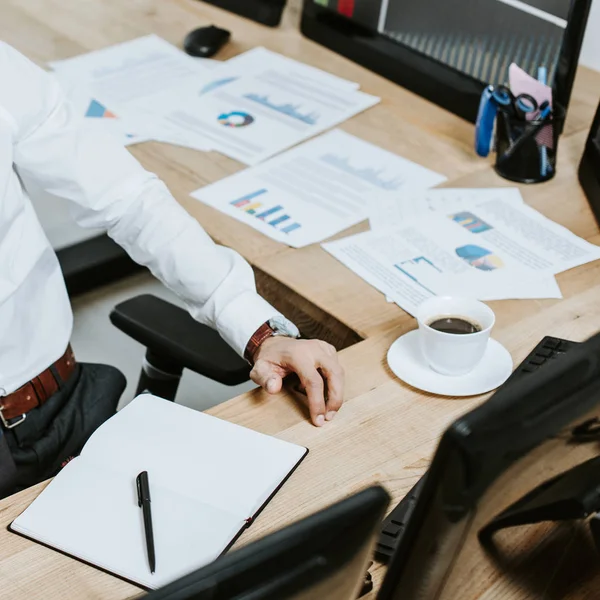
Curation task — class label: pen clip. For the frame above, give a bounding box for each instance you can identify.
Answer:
[136,471,151,505]
[136,473,143,507]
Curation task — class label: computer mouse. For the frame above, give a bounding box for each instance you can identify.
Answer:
[183,25,231,58]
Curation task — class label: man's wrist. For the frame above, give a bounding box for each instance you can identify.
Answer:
[244,322,276,364]
[244,317,300,364]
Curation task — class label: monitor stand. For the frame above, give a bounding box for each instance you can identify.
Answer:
[479,456,600,547]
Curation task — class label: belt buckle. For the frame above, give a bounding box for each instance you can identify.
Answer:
[0,406,27,429]
[0,388,27,429]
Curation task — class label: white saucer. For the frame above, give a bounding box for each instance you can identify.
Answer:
[387,330,513,397]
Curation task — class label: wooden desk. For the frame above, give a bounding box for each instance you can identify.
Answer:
[2,0,600,597]
[5,0,600,348]
[3,307,600,599]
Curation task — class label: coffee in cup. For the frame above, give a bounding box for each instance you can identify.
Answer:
[416,297,495,376]
[426,316,482,335]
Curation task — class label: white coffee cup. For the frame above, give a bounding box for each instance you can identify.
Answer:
[416,296,496,376]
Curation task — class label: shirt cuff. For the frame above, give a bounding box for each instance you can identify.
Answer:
[214,291,284,358]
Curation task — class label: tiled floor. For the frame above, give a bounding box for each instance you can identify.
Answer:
[70,272,257,412]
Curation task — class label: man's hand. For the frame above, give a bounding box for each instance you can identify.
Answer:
[250,337,344,427]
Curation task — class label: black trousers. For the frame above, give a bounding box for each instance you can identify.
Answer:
[0,363,126,500]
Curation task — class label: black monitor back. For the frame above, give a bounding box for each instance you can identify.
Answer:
[201,0,286,27]
[579,100,600,227]
[147,486,389,600]
[379,331,600,599]
[301,0,592,123]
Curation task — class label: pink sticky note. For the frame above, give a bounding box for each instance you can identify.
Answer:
[509,62,554,148]
[508,63,553,113]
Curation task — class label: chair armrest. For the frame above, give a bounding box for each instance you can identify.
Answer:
[109,294,250,386]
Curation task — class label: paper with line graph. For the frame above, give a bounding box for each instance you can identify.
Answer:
[190,129,446,247]
[323,208,566,316]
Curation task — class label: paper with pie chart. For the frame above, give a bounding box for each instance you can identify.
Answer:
[191,130,446,247]
[47,36,374,158]
[367,188,600,276]
[49,35,216,151]
[322,204,580,316]
[49,72,152,146]
[326,190,600,315]
[123,66,379,165]
[50,57,211,150]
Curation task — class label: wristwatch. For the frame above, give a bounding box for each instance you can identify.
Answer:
[244,317,300,364]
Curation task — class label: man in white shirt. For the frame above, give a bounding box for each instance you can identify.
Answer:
[0,42,344,497]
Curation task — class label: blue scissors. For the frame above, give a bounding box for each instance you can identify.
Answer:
[475,85,539,157]
[491,85,538,119]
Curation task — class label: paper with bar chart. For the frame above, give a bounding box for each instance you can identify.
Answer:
[191,130,446,247]
[368,188,525,231]
[200,47,361,96]
[124,67,380,165]
[323,209,565,316]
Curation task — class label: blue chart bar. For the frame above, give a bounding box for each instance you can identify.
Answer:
[282,223,301,234]
[256,205,283,220]
[269,215,290,227]
[231,188,268,207]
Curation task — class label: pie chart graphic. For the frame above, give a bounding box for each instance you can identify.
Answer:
[455,245,504,271]
[217,111,255,128]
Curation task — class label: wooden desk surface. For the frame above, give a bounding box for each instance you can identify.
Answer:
[5,0,600,348]
[3,0,600,597]
[3,306,600,599]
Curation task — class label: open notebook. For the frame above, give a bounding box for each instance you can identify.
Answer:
[11,395,307,589]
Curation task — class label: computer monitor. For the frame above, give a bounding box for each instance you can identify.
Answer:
[302,0,591,122]
[146,486,389,600]
[378,331,600,599]
[578,100,600,227]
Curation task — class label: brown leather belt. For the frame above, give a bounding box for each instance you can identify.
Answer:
[0,345,77,429]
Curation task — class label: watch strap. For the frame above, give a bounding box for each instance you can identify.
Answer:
[244,322,275,364]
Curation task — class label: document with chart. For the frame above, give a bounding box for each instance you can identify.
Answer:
[50,72,153,147]
[49,34,213,106]
[368,188,525,230]
[203,46,360,94]
[124,68,380,165]
[323,210,567,316]
[191,130,446,247]
[49,35,215,151]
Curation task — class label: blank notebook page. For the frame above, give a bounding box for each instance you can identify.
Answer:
[12,395,307,589]
[80,395,306,517]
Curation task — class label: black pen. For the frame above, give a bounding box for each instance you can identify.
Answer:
[136,471,156,574]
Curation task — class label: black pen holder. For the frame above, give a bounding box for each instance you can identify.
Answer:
[494,106,564,184]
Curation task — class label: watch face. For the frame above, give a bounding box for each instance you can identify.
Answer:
[269,316,300,338]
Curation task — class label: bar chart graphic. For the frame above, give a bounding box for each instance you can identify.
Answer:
[450,211,493,234]
[243,93,320,125]
[230,189,302,235]
[320,153,403,190]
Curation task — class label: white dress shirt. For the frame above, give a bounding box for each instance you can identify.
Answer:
[0,42,284,395]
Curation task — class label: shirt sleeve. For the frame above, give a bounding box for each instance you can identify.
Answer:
[0,41,285,356]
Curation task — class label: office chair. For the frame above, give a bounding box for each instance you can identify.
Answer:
[109,294,251,401]
[55,241,250,401]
